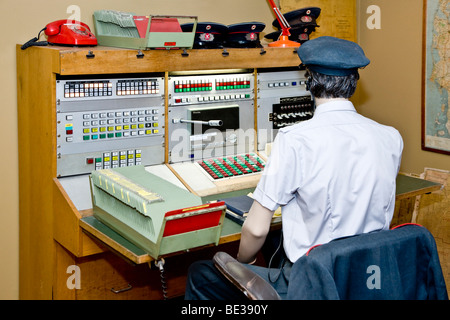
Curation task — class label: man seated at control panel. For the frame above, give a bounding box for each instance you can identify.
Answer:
[184,36,404,300]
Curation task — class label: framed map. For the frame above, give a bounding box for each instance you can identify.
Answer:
[422,0,450,155]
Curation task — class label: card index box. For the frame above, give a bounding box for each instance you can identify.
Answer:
[90,165,226,259]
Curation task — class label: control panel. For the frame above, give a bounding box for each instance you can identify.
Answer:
[197,153,265,180]
[56,76,165,177]
[257,69,314,151]
[167,71,255,163]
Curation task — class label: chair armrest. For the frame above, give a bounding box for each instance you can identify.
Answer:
[213,251,281,300]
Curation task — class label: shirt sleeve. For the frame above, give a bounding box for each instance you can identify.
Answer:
[253,131,302,211]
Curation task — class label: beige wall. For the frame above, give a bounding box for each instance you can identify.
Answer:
[356,0,449,173]
[1,0,448,299]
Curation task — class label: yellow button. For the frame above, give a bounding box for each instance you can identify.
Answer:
[91,128,98,133]
[83,128,90,133]
[100,127,106,132]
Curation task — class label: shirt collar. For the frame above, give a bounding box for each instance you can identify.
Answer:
[313,100,356,116]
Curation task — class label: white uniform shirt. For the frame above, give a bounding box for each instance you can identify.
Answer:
[253,100,403,262]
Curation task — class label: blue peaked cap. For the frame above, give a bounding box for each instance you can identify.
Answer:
[297,36,370,76]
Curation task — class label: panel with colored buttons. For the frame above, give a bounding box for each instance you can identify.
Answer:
[196,153,265,180]
[85,149,143,170]
[58,78,161,100]
[168,72,254,106]
[64,107,162,143]
[56,75,165,177]
[257,69,313,151]
[167,71,255,164]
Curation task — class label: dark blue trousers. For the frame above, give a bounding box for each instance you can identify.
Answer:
[184,259,292,300]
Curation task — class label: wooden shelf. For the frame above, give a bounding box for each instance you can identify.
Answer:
[34,45,301,75]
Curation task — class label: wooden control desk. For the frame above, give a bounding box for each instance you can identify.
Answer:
[17,45,300,300]
[79,172,442,266]
[17,44,441,300]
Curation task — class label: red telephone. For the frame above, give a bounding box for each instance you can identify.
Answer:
[21,19,97,49]
[45,20,97,46]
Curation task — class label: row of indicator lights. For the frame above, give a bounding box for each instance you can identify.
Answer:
[65,123,159,141]
[267,80,307,88]
[216,79,251,90]
[117,80,160,96]
[174,93,251,104]
[82,129,159,141]
[63,80,160,98]
[174,80,213,93]
[80,109,159,121]
[86,150,142,168]
[278,104,314,111]
[82,123,159,133]
[198,154,265,180]
[64,81,113,98]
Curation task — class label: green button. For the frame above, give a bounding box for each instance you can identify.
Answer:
[83,135,90,141]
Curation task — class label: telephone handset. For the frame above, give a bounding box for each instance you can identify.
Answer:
[21,19,97,50]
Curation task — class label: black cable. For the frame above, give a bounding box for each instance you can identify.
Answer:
[267,233,286,283]
[21,28,48,50]
[155,259,168,300]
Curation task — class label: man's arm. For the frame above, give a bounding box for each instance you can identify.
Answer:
[237,200,274,264]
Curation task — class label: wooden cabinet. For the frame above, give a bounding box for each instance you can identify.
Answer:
[16,45,299,299]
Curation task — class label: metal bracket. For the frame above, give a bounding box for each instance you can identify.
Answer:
[181,49,189,57]
[222,49,229,57]
[86,50,95,59]
[111,283,132,294]
[136,50,145,59]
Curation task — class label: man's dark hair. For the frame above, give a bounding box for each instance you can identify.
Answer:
[305,69,359,99]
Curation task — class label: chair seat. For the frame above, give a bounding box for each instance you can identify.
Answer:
[214,224,448,300]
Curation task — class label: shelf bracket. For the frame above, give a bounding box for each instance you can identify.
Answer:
[181,49,189,57]
[136,50,145,59]
[86,50,95,59]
